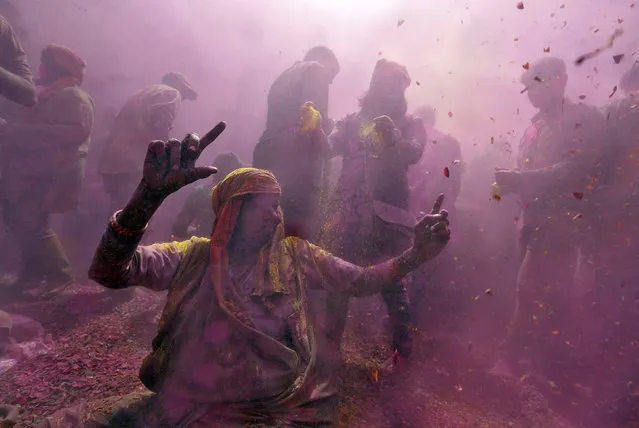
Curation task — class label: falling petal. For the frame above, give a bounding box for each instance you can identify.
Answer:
[613,54,625,64]
[517,2,524,10]
[522,62,530,70]
[609,85,618,98]
[573,192,584,200]
[443,167,450,178]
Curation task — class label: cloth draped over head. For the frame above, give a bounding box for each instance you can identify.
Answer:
[41,43,87,84]
[209,168,288,300]
[370,59,411,90]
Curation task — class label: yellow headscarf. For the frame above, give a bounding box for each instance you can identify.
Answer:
[209,168,289,298]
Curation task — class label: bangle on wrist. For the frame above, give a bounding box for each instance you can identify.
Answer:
[109,210,148,237]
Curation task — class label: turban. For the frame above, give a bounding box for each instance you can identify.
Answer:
[41,43,86,83]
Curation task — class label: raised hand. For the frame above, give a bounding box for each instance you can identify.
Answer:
[142,122,226,200]
[115,122,227,231]
[413,194,450,262]
[373,115,400,145]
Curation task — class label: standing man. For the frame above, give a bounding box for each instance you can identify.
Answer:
[0,14,34,107]
[0,12,36,280]
[252,46,340,242]
[0,44,94,295]
[98,72,197,213]
[324,59,427,361]
[494,58,607,385]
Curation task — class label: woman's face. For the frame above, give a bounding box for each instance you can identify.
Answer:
[234,193,281,249]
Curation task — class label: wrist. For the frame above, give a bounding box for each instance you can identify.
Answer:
[116,181,164,231]
[390,248,421,280]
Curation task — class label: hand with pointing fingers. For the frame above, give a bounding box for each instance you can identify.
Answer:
[115,122,226,232]
[373,115,401,146]
[412,193,450,262]
[141,122,226,200]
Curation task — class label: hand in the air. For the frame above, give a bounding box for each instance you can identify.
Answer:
[494,168,522,194]
[413,194,450,262]
[373,115,400,145]
[142,122,226,200]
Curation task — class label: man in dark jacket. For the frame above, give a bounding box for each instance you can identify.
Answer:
[252,46,340,242]
[323,59,427,361]
[494,57,607,384]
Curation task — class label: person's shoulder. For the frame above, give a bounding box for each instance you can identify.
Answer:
[190,184,212,199]
[155,236,210,255]
[605,92,638,115]
[57,86,95,108]
[568,99,603,120]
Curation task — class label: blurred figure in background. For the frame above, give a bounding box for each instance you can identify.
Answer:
[494,58,607,388]
[171,151,244,240]
[0,44,94,296]
[407,105,464,330]
[324,59,426,361]
[252,46,340,242]
[584,60,639,424]
[0,7,36,281]
[408,105,463,224]
[98,71,197,213]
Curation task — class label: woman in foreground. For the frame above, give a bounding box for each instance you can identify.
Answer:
[48,122,450,427]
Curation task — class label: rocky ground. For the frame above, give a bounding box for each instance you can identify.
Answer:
[0,281,581,427]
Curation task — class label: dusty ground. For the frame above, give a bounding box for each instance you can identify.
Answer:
[0,282,577,427]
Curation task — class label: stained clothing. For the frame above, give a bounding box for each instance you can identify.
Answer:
[170,184,214,239]
[98,84,181,212]
[0,79,94,285]
[504,100,607,376]
[252,61,332,242]
[323,112,426,356]
[0,15,35,107]
[84,232,405,424]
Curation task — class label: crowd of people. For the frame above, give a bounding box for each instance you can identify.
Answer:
[0,2,638,426]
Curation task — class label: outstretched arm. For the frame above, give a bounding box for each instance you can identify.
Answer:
[305,195,450,296]
[89,124,226,289]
